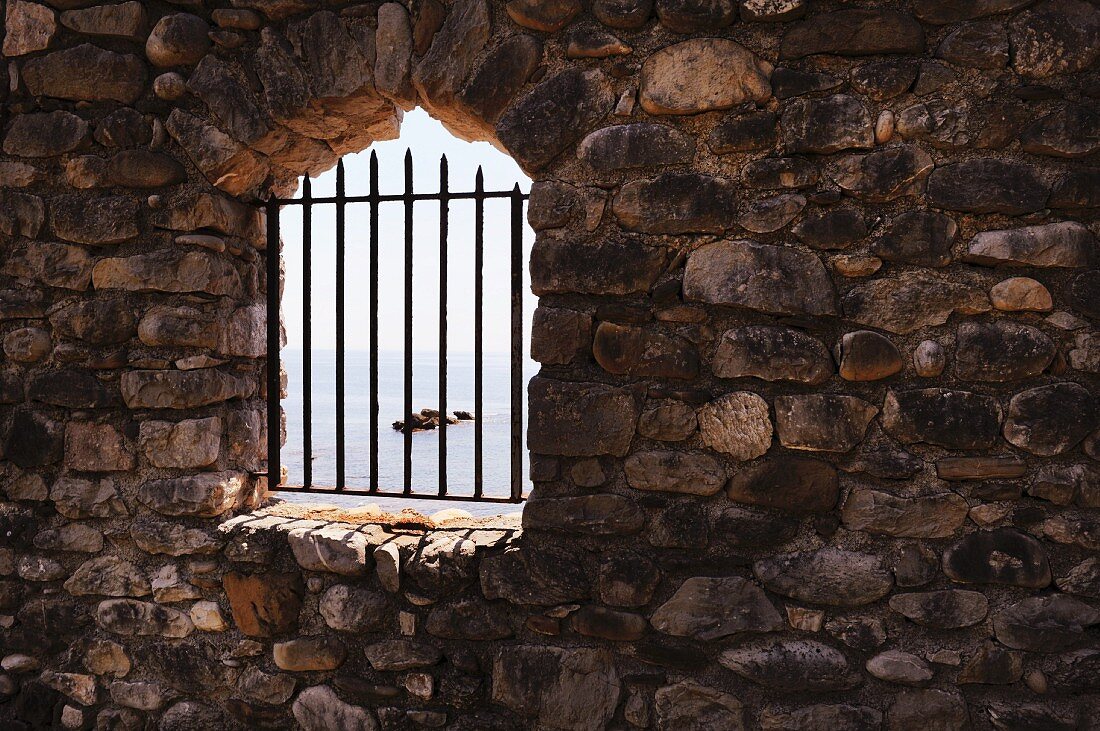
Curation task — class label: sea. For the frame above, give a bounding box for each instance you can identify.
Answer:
[278,348,535,517]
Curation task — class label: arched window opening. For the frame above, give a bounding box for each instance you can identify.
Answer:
[268,110,535,517]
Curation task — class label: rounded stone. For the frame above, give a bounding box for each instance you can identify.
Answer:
[1003,382,1096,456]
[153,72,187,100]
[3,328,51,363]
[639,38,772,116]
[146,14,210,68]
[913,340,945,377]
[866,650,933,686]
[697,392,772,461]
[837,330,902,381]
[991,277,1053,312]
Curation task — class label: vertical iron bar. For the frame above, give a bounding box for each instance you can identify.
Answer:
[336,159,346,490]
[369,151,380,494]
[403,149,414,495]
[438,155,449,497]
[302,176,312,489]
[509,184,523,502]
[473,168,484,499]
[265,197,281,489]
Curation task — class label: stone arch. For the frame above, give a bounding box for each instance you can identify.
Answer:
[2,0,1100,727]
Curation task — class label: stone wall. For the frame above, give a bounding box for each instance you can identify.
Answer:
[1,0,1099,727]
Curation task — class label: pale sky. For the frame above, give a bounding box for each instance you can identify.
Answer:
[280,109,535,354]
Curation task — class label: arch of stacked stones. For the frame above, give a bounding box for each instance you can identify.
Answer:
[1,0,1099,727]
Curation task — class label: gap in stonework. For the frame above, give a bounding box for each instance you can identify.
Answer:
[274,109,535,517]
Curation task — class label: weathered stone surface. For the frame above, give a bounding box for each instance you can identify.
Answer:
[34,523,103,553]
[927,159,1049,215]
[66,422,133,473]
[775,395,877,453]
[760,704,882,731]
[497,69,614,171]
[637,400,697,441]
[60,2,145,40]
[570,605,646,641]
[96,599,193,638]
[697,392,772,460]
[872,210,956,267]
[845,270,989,335]
[482,543,587,606]
[894,547,939,588]
[639,39,772,116]
[994,595,1100,652]
[1051,170,1100,209]
[50,478,124,519]
[613,172,737,234]
[890,590,989,629]
[223,571,303,637]
[65,556,149,598]
[3,111,89,158]
[1003,383,1095,456]
[165,110,268,196]
[2,242,92,291]
[624,451,725,495]
[288,525,375,577]
[957,642,1023,685]
[743,157,818,190]
[597,552,660,607]
[580,123,694,173]
[529,308,589,366]
[913,0,1031,23]
[964,221,1093,268]
[454,36,540,129]
[146,13,210,67]
[887,689,969,731]
[1010,0,1100,78]
[711,326,832,385]
[593,322,699,379]
[726,456,838,513]
[364,640,441,672]
[592,0,652,26]
[738,194,805,234]
[29,369,117,409]
[944,528,1051,588]
[523,495,644,536]
[94,250,242,296]
[709,111,777,153]
[655,0,736,31]
[782,95,873,154]
[531,237,666,296]
[1057,558,1100,598]
[319,585,387,632]
[836,331,902,382]
[505,0,579,30]
[51,195,138,246]
[843,490,968,538]
[3,328,51,364]
[830,144,935,202]
[527,378,638,457]
[651,576,783,640]
[791,208,866,250]
[130,520,221,557]
[955,322,1055,382]
[754,548,893,606]
[50,299,135,346]
[22,45,145,103]
[654,681,744,731]
[685,240,835,316]
[937,21,1009,68]
[137,473,247,518]
[991,278,1052,312]
[138,306,217,349]
[866,650,932,686]
[274,638,346,672]
[883,388,1002,449]
[492,647,618,731]
[0,192,44,243]
[292,685,375,730]
[426,597,513,639]
[720,640,861,692]
[121,370,252,409]
[780,9,925,58]
[4,0,56,56]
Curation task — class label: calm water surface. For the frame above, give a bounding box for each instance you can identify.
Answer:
[278,348,534,516]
